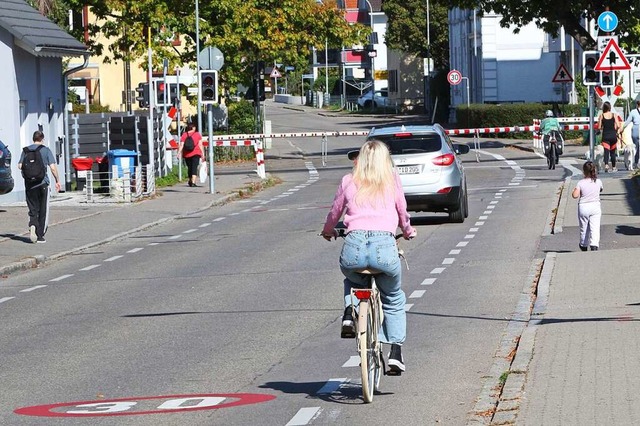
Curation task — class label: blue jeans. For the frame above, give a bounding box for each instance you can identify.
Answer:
[339,230,406,345]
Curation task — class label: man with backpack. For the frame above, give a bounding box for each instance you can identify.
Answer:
[179,121,204,187]
[18,131,61,243]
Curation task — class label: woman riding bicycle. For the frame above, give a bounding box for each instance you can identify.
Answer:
[321,140,416,374]
[541,110,563,164]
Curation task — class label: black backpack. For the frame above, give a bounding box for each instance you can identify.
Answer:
[22,145,46,185]
[183,133,195,152]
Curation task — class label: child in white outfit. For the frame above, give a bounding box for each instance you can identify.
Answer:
[572,161,603,251]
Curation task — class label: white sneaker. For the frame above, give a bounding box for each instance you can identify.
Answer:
[29,225,37,243]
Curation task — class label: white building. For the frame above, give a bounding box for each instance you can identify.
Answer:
[448,9,581,115]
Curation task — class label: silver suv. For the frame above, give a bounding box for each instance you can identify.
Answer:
[364,123,470,223]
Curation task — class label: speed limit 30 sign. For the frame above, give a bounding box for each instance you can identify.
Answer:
[447,69,462,85]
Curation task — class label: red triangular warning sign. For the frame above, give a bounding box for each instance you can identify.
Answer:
[595,39,631,71]
[552,64,573,83]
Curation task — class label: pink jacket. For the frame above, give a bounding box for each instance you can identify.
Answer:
[322,173,415,238]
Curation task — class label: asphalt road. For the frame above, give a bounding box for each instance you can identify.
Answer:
[0,105,569,425]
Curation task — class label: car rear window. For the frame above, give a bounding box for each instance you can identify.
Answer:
[374,134,442,155]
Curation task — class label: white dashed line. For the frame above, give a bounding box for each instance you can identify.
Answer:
[199,222,212,227]
[342,356,360,368]
[442,258,455,265]
[490,201,499,205]
[79,264,100,271]
[483,210,492,214]
[475,222,485,226]
[229,212,240,216]
[464,234,475,239]
[469,227,479,232]
[50,274,73,282]
[316,378,346,394]
[0,297,15,304]
[213,217,225,222]
[168,235,182,240]
[104,255,123,262]
[430,267,446,274]
[421,278,436,285]
[286,407,321,426]
[127,248,144,253]
[449,249,461,255]
[148,242,160,246]
[487,205,496,209]
[268,208,289,212]
[500,189,507,192]
[457,241,469,247]
[183,229,197,234]
[479,216,488,220]
[508,182,520,186]
[405,303,414,311]
[20,285,47,293]
[409,290,426,298]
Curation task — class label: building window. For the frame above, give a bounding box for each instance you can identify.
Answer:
[388,70,398,93]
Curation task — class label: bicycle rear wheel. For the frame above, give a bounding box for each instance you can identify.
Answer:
[358,300,379,403]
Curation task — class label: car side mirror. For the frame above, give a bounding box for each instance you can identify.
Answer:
[454,144,470,155]
[347,150,359,160]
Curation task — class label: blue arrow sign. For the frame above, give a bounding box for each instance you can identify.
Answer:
[598,11,618,33]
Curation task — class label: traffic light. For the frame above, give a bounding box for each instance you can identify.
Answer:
[156,80,167,106]
[199,70,218,104]
[601,71,614,88]
[135,82,150,108]
[582,51,601,86]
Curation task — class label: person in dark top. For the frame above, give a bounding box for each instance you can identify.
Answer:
[597,101,621,172]
[18,131,61,243]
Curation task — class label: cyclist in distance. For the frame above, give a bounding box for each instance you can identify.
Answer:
[541,109,563,163]
[321,140,416,374]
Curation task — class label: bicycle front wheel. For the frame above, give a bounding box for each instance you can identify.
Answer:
[358,300,378,403]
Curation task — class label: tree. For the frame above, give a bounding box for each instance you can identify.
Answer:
[447,1,640,51]
[382,0,450,69]
[62,0,366,92]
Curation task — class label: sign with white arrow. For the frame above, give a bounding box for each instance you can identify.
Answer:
[595,38,631,71]
[597,11,618,33]
[552,64,573,83]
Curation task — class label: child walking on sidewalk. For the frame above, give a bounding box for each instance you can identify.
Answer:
[572,161,603,251]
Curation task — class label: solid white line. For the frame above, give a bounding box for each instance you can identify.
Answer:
[104,255,123,262]
[405,303,414,311]
[20,285,47,293]
[168,235,182,240]
[286,407,321,426]
[430,267,445,274]
[199,222,212,227]
[183,229,197,234]
[475,222,484,226]
[79,264,100,271]
[214,217,226,222]
[409,290,426,298]
[449,249,461,255]
[421,278,436,285]
[442,258,455,265]
[50,274,73,282]
[342,356,360,368]
[316,378,347,394]
[127,248,144,253]
[0,297,15,304]
[464,234,475,239]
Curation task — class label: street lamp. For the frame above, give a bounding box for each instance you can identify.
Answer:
[365,0,374,112]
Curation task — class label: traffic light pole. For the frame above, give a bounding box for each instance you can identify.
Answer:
[588,85,595,161]
[207,104,215,194]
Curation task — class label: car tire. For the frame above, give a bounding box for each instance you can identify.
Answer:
[364,100,372,109]
[448,186,466,223]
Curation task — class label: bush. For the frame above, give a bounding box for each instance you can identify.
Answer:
[212,100,255,162]
[455,103,584,140]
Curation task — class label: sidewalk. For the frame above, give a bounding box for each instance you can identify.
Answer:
[492,168,640,424]
[0,162,264,277]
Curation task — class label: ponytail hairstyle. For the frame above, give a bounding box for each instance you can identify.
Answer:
[583,161,597,182]
[352,140,396,206]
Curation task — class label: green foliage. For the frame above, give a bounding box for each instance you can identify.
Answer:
[383,0,450,69]
[226,100,255,134]
[72,103,112,113]
[455,103,585,139]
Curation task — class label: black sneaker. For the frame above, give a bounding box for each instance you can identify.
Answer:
[590,246,598,251]
[341,306,356,338]
[579,245,588,252]
[36,237,46,244]
[388,344,405,375]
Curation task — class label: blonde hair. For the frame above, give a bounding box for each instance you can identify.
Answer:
[352,140,396,206]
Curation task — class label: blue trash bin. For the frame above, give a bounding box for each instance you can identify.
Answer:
[107,149,137,177]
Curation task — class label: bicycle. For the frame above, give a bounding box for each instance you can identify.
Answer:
[542,130,563,170]
[332,228,408,403]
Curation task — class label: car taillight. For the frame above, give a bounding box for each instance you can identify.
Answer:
[432,153,455,166]
[437,187,453,194]
[394,132,413,138]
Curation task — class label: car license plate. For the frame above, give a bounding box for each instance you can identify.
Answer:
[397,165,420,174]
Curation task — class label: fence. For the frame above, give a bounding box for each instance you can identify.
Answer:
[84,164,155,203]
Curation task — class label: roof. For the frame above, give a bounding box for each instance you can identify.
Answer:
[0,0,87,57]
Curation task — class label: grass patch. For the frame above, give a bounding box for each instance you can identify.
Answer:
[499,371,509,387]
